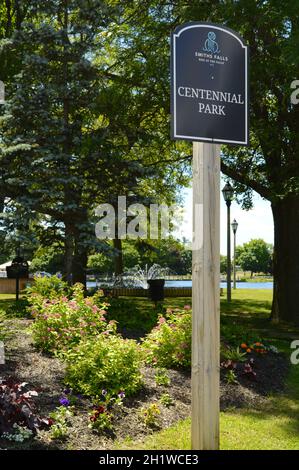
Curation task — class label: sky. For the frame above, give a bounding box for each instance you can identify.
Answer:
[174,185,274,254]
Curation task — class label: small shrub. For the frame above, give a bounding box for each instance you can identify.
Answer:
[64,334,143,397]
[142,307,192,369]
[221,346,247,362]
[89,405,113,432]
[140,403,161,427]
[2,423,33,442]
[31,284,110,355]
[154,368,170,387]
[0,378,49,436]
[160,393,174,407]
[225,369,238,385]
[49,406,74,440]
[89,391,124,432]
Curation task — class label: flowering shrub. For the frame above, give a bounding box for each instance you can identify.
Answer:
[31,284,111,355]
[64,334,143,397]
[142,307,192,369]
[0,378,49,436]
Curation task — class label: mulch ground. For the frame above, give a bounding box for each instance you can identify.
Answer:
[0,318,289,450]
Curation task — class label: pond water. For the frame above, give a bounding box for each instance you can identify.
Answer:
[87,280,273,289]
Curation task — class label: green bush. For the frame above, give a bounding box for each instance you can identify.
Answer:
[142,307,192,369]
[27,275,69,302]
[106,298,161,336]
[5,299,31,318]
[221,317,263,347]
[64,334,143,397]
[31,284,111,355]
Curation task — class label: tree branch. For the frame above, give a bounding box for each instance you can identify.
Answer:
[220,160,271,200]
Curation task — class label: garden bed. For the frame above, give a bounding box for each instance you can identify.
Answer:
[0,316,288,450]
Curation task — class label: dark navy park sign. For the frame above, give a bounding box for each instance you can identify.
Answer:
[171,22,249,145]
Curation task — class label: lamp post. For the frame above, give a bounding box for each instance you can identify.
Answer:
[222,182,234,302]
[231,219,238,289]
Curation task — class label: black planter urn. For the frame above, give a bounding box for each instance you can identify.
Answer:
[147,279,165,303]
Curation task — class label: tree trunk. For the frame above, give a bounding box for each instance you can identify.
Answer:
[72,239,87,288]
[64,222,74,285]
[271,196,299,325]
[113,238,123,276]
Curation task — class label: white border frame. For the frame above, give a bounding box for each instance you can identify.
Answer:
[172,23,248,145]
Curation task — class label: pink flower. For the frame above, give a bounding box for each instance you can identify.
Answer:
[68,301,78,309]
[158,317,166,324]
[92,305,99,313]
[184,305,191,311]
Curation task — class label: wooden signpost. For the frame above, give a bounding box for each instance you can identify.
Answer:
[171,22,248,450]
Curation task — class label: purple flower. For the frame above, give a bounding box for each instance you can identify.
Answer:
[63,388,71,395]
[59,397,70,407]
[118,391,125,399]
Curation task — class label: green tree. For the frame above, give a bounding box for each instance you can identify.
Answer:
[30,245,64,274]
[1,0,191,285]
[87,241,142,275]
[220,255,227,275]
[236,239,273,277]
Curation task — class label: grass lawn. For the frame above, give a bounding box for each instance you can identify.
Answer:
[115,289,299,450]
[117,345,299,450]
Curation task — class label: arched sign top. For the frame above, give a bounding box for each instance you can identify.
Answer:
[171,22,249,146]
[173,22,247,49]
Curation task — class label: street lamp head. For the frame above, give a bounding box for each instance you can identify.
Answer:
[222,182,234,206]
[231,218,238,234]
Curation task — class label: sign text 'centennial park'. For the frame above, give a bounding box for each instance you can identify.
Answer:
[171,22,249,145]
